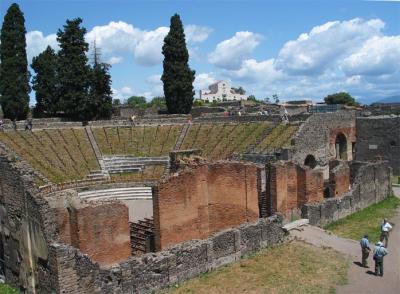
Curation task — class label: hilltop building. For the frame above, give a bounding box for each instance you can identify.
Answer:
[200,80,248,102]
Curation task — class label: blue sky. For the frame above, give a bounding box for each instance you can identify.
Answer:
[1,0,400,104]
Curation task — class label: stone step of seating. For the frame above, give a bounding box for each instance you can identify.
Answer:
[105,163,144,169]
[78,187,152,201]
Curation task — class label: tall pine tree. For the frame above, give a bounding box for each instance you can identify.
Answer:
[31,46,59,117]
[88,44,113,120]
[0,3,30,120]
[161,14,195,114]
[57,18,91,120]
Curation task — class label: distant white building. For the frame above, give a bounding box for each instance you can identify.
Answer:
[199,80,248,102]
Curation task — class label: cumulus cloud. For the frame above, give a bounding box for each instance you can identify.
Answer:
[227,59,284,83]
[112,86,134,101]
[341,35,400,76]
[26,31,58,62]
[208,31,263,70]
[194,73,218,90]
[274,18,385,75]
[107,56,123,65]
[185,25,213,43]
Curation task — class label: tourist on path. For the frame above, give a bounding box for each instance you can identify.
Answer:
[380,218,392,247]
[373,241,388,277]
[359,234,371,267]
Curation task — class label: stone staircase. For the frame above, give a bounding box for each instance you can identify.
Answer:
[103,156,169,174]
[78,186,152,202]
[174,123,190,150]
[85,169,110,181]
[130,217,155,255]
[85,127,110,179]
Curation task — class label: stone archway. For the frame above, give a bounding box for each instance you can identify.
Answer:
[335,133,347,160]
[304,154,317,169]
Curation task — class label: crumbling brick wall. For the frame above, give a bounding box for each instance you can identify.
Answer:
[153,161,262,250]
[49,192,131,266]
[329,161,350,197]
[267,161,324,218]
[302,161,391,226]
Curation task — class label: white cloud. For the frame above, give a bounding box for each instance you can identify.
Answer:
[112,86,134,101]
[26,31,58,62]
[133,27,169,66]
[146,74,162,85]
[227,58,284,83]
[107,56,123,65]
[208,31,263,70]
[185,25,213,43]
[274,18,385,75]
[194,73,217,90]
[341,35,400,76]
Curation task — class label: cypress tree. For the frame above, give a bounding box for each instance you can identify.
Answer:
[57,18,90,120]
[161,14,195,114]
[0,3,30,120]
[89,60,113,120]
[31,46,59,117]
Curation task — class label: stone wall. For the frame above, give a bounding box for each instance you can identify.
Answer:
[291,111,356,167]
[153,161,262,250]
[0,145,58,293]
[302,161,391,226]
[328,161,350,197]
[355,116,400,175]
[53,216,286,294]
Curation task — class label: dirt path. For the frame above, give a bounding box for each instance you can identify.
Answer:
[291,187,400,294]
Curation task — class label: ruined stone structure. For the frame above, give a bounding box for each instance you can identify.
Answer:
[0,111,393,293]
[355,116,400,175]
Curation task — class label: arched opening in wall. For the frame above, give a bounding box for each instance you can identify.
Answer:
[390,140,397,147]
[324,186,331,198]
[335,133,347,160]
[304,154,317,169]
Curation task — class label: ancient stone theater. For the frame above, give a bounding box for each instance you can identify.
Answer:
[0,111,393,293]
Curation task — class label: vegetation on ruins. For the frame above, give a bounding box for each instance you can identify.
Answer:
[0,3,30,120]
[126,96,147,109]
[325,195,400,242]
[161,14,195,114]
[324,92,359,106]
[165,241,347,294]
[31,46,60,117]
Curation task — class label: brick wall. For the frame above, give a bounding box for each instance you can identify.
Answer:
[54,197,131,266]
[153,161,262,250]
[329,161,350,197]
[302,161,391,226]
[267,161,324,218]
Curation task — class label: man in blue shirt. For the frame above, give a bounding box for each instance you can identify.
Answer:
[359,234,371,267]
[373,241,388,276]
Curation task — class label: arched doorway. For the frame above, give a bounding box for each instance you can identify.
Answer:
[335,133,347,160]
[304,154,317,169]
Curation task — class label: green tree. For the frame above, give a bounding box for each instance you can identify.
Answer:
[57,18,91,120]
[89,62,113,119]
[161,14,195,114]
[31,46,59,117]
[324,92,358,106]
[247,95,257,102]
[0,3,30,120]
[148,96,166,108]
[272,94,280,104]
[126,96,147,109]
[112,99,121,107]
[232,86,246,95]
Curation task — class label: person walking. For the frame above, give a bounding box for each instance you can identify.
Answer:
[380,218,392,247]
[359,234,371,267]
[373,241,388,277]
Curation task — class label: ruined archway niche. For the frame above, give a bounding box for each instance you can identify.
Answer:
[304,154,317,169]
[335,133,347,160]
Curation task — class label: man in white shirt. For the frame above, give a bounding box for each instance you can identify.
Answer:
[380,218,392,248]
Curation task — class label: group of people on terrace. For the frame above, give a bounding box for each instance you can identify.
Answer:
[359,218,392,276]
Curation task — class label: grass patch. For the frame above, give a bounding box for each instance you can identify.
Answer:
[0,284,19,294]
[325,196,400,243]
[164,241,348,294]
